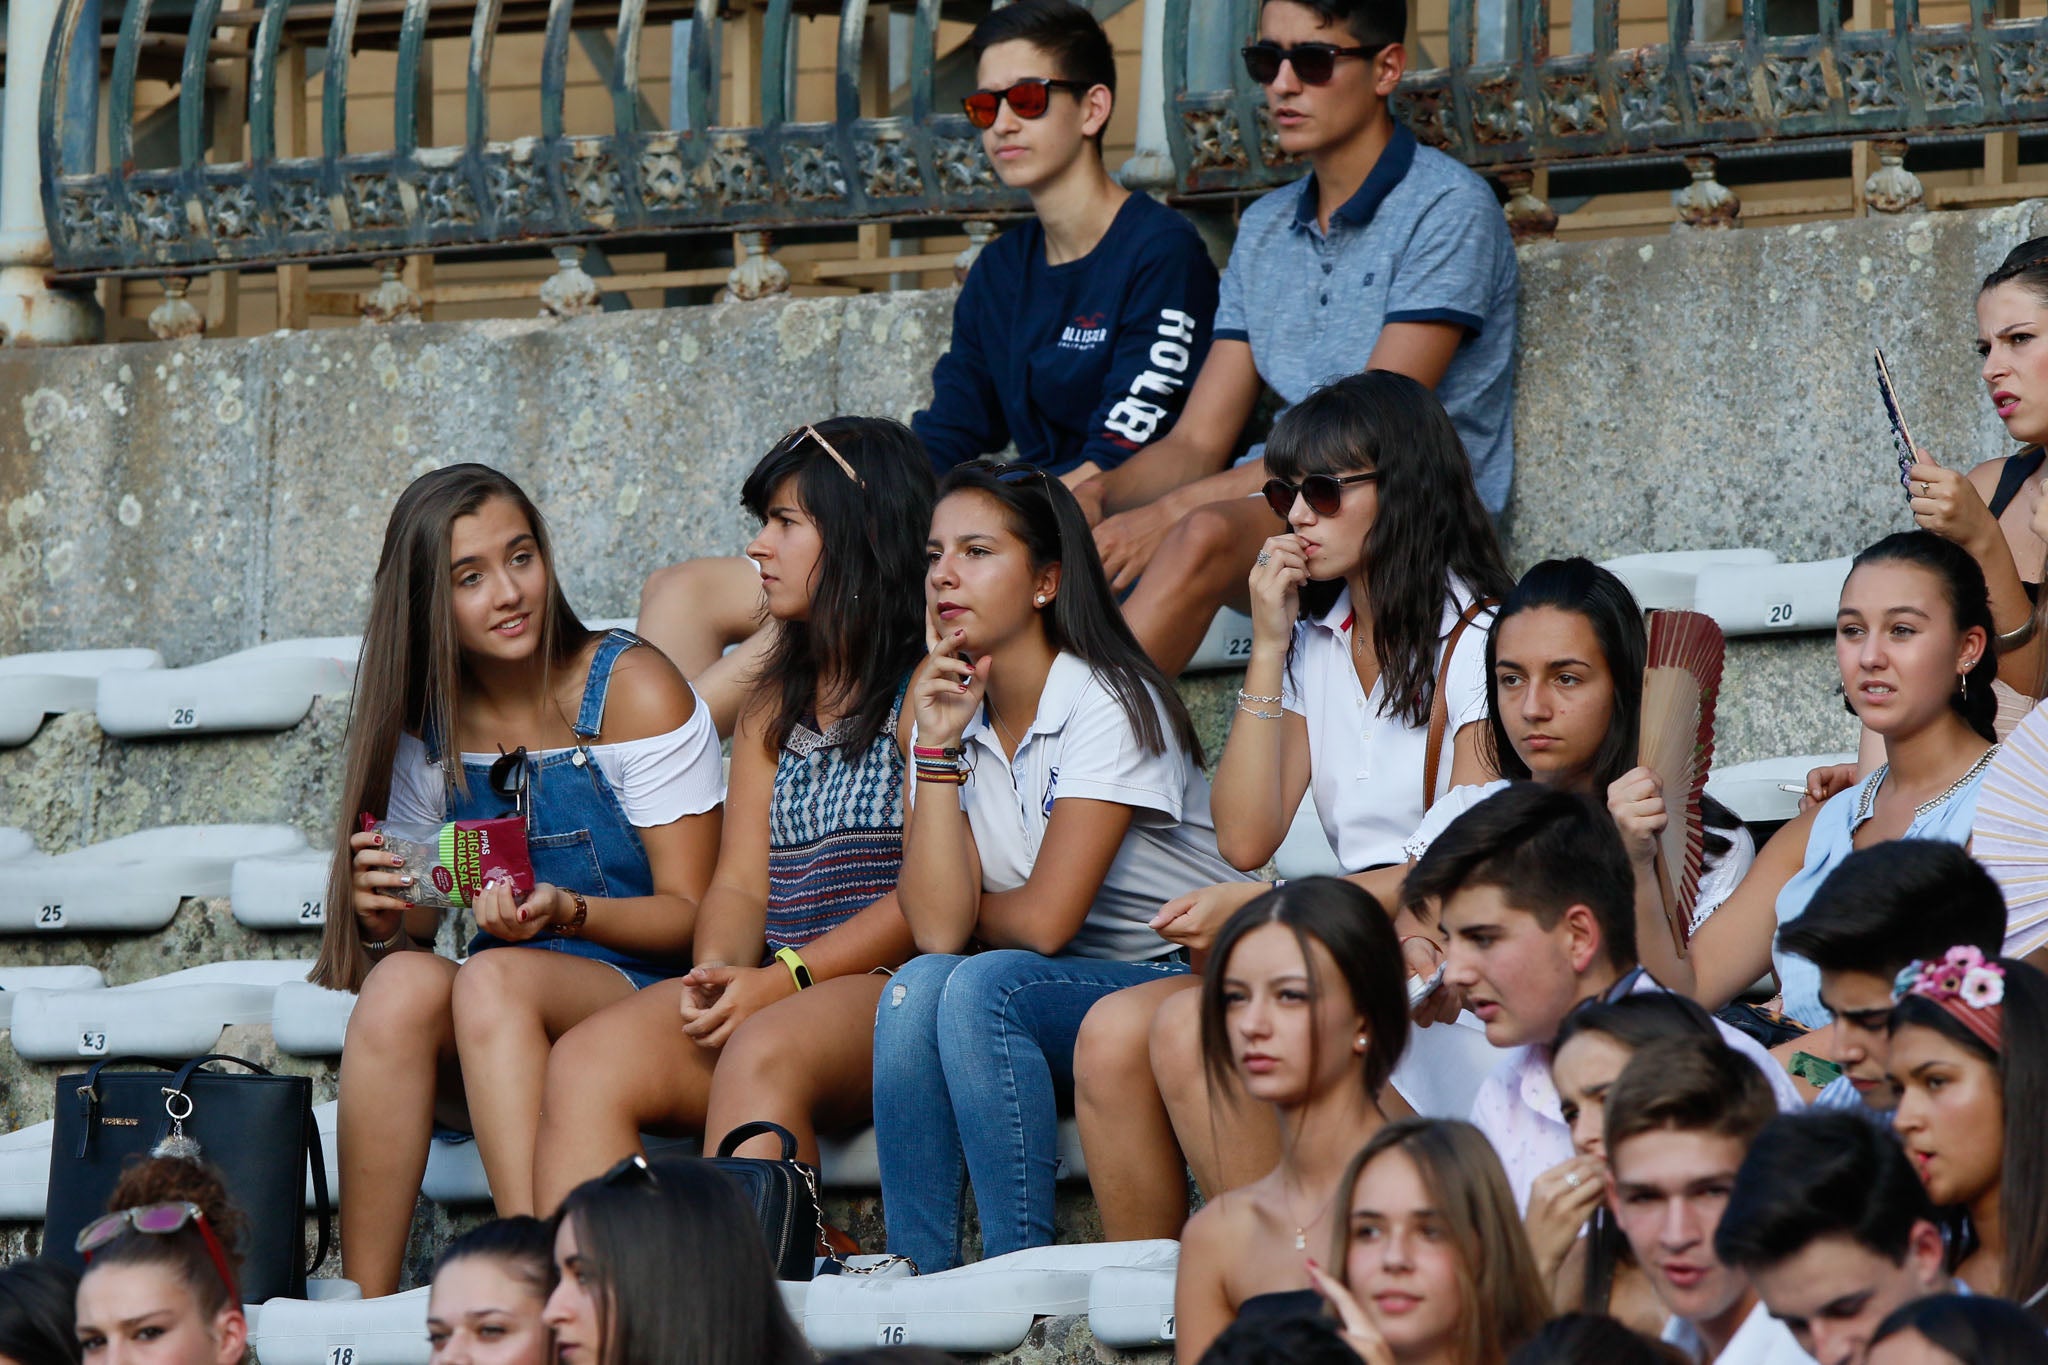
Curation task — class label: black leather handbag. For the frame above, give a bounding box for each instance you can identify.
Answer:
[708,1121,823,1283]
[44,1054,331,1302]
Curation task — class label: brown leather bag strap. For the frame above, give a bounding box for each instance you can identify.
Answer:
[1423,597,1499,811]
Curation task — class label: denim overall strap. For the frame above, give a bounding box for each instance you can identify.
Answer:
[573,630,647,742]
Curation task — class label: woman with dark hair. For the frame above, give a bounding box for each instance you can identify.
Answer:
[1659,531,1999,1029]
[872,458,1249,1274]
[531,419,934,1206]
[1530,993,1719,1335]
[1870,1293,2048,1364]
[429,1216,559,1365]
[544,1155,809,1365]
[1887,950,2048,1311]
[318,463,726,1294]
[71,1156,248,1365]
[0,1259,79,1365]
[1506,1314,1688,1365]
[1171,879,1411,1364]
[1308,1119,1552,1365]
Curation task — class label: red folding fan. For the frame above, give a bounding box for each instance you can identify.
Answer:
[1640,610,1726,957]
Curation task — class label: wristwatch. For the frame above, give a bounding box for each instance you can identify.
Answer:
[556,889,589,937]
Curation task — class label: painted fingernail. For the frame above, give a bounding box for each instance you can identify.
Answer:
[374,833,384,846]
[401,875,414,886]
[392,855,405,866]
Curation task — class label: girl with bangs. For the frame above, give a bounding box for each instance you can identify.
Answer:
[316,464,726,1296]
[1075,371,1512,1241]
[531,418,935,1205]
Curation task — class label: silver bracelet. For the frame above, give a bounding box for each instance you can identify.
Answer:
[1236,702,1285,720]
[1998,612,2038,652]
[1236,688,1283,706]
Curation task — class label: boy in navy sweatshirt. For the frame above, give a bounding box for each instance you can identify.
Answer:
[636,0,1217,734]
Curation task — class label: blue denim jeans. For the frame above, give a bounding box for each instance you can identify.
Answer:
[872,948,1189,1272]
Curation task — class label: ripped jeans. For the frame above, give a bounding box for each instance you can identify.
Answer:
[871,949,1189,1273]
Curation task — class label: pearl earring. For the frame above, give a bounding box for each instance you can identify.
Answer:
[1035,594,1046,607]
[1355,1036,1368,1054]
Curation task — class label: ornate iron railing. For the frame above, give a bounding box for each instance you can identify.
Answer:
[1165,0,2048,197]
[38,0,1026,276]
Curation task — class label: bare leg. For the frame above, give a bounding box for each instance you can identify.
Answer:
[1074,976,1200,1241]
[338,952,463,1297]
[1152,986,1282,1197]
[531,979,720,1213]
[448,949,637,1217]
[704,974,889,1166]
[1120,498,1273,676]
[635,556,773,736]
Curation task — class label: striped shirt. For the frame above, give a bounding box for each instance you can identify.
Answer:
[764,691,907,953]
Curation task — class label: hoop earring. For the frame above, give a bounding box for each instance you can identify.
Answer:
[1959,671,1969,698]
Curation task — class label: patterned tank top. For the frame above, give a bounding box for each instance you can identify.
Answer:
[764,685,908,953]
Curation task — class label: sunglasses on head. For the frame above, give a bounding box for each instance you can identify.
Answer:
[1262,470,1379,519]
[772,424,865,489]
[77,1202,241,1305]
[962,77,1092,129]
[1241,40,1384,86]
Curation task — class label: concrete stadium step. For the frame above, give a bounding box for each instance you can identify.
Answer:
[0,966,106,1027]
[95,638,359,738]
[1707,751,1860,825]
[1599,549,1779,612]
[231,850,334,931]
[8,959,315,1062]
[0,649,163,747]
[0,824,308,934]
[802,1240,1178,1355]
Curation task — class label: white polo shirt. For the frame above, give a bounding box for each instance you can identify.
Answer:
[1663,1300,1818,1364]
[1282,582,1494,870]
[946,652,1249,961]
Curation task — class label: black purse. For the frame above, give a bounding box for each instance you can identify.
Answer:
[45,1054,331,1302]
[708,1121,823,1283]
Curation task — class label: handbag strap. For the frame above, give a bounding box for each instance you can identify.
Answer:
[72,1059,179,1159]
[1422,597,1499,812]
[714,1120,800,1163]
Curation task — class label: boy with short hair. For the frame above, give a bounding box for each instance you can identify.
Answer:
[1604,1036,1814,1363]
[1404,783,1804,1209]
[1773,840,2005,1116]
[639,0,1217,733]
[1081,0,1518,671]
[1715,1113,1951,1365]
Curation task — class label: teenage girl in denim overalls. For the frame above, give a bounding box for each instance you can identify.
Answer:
[312,464,724,1297]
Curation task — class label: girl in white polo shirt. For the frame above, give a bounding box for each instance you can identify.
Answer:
[1074,371,1514,1241]
[873,459,1249,1274]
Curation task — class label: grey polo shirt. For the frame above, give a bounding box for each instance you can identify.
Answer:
[1215,125,1519,512]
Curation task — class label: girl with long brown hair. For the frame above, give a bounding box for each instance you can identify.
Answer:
[314,463,724,1296]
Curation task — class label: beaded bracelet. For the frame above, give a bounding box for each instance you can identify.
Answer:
[1236,702,1284,720]
[1237,689,1282,706]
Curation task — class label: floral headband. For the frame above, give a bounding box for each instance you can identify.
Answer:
[1893,945,2006,1053]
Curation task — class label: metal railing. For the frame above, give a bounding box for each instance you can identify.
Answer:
[1167,0,2048,198]
[37,0,1027,278]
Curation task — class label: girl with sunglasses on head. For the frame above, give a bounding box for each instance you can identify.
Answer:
[545,1156,810,1365]
[1076,370,1517,1241]
[530,418,933,1207]
[1887,948,2048,1312]
[313,463,725,1296]
[1170,879,1411,1364]
[873,458,1250,1274]
[428,1217,559,1365]
[71,1156,248,1365]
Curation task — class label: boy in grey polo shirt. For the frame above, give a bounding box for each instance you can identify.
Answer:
[1077,0,1518,675]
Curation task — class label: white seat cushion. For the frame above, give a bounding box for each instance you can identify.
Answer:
[1597,549,1779,613]
[310,1101,342,1208]
[247,1287,431,1365]
[1271,792,1343,881]
[818,1118,1087,1189]
[273,980,357,1056]
[231,850,334,930]
[0,1121,54,1219]
[1182,609,1256,675]
[1707,751,1860,825]
[0,823,307,933]
[0,965,106,1027]
[1088,1247,1183,1349]
[0,828,35,862]
[95,638,358,738]
[9,959,314,1062]
[1694,558,1853,637]
[0,649,163,746]
[802,1241,1179,1354]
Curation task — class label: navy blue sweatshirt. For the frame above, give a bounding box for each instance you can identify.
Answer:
[914,193,1219,476]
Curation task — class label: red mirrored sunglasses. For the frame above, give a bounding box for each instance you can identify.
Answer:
[77,1202,241,1305]
[962,78,1092,129]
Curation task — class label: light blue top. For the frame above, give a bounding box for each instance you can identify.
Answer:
[1773,752,1997,1028]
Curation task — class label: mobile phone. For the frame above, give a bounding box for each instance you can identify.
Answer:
[1408,962,1446,1008]
[1874,349,1917,498]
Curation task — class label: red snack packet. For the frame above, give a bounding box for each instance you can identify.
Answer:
[363,813,536,910]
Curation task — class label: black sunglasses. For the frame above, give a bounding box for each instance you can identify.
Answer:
[963,77,1092,129]
[601,1153,658,1187]
[1241,40,1384,86]
[488,746,529,818]
[1262,470,1379,519]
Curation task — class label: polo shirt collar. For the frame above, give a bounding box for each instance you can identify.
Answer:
[1291,124,1418,233]
[961,651,1092,752]
[1306,584,1357,637]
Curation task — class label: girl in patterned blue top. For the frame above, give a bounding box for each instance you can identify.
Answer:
[533,418,935,1204]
